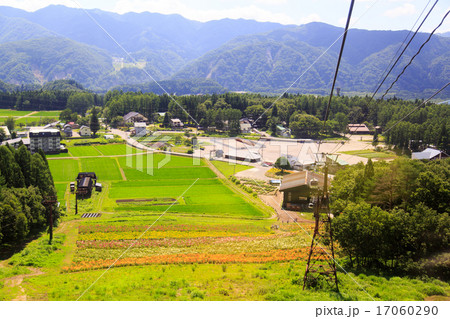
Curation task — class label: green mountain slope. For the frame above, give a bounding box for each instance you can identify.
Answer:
[0,37,113,88]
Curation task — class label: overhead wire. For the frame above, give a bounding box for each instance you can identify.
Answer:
[379,9,449,100]
[372,0,433,101]
[316,0,355,156]
[367,0,439,104]
[336,82,449,163]
[329,2,445,156]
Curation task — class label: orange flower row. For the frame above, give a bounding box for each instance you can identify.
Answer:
[62,248,327,272]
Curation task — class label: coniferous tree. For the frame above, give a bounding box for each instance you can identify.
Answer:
[90,108,100,136]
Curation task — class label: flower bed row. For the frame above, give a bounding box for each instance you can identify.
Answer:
[78,223,268,234]
[77,233,296,249]
[62,248,322,272]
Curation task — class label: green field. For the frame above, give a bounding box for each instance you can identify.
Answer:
[68,146,102,157]
[94,144,141,156]
[80,157,123,181]
[340,149,397,159]
[1,145,445,301]
[212,160,252,176]
[14,117,58,125]
[0,109,31,117]
[48,159,79,182]
[32,111,62,117]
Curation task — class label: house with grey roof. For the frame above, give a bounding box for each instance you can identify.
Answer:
[412,148,448,160]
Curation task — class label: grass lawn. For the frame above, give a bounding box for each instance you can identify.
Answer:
[32,111,62,117]
[341,149,397,159]
[0,110,31,117]
[48,159,79,182]
[8,152,446,301]
[122,166,215,180]
[14,117,58,125]
[212,160,252,177]
[118,153,204,168]
[46,152,72,158]
[68,146,102,157]
[80,157,123,181]
[94,144,142,156]
[55,183,69,202]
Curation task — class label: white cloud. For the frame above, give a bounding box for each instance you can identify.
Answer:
[255,0,287,5]
[299,13,322,25]
[384,3,416,18]
[113,0,297,24]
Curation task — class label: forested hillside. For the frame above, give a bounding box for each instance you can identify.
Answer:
[332,158,450,278]
[0,5,448,98]
[0,145,58,245]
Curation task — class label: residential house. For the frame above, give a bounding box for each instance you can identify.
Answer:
[63,124,73,137]
[29,128,61,154]
[224,150,261,163]
[76,172,97,198]
[79,126,92,137]
[412,148,448,160]
[123,112,148,124]
[347,124,371,134]
[276,125,291,137]
[0,137,29,149]
[68,122,80,129]
[239,119,252,134]
[0,126,11,140]
[280,171,329,210]
[170,118,184,129]
[134,122,147,137]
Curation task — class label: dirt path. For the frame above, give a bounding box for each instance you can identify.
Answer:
[16,111,38,119]
[259,193,314,224]
[57,221,79,267]
[115,157,127,181]
[4,267,44,301]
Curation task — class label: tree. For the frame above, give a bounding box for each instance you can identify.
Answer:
[163,112,170,128]
[289,114,321,138]
[66,92,94,115]
[0,128,6,143]
[274,157,291,173]
[372,130,379,146]
[334,112,348,134]
[90,108,100,136]
[5,116,14,132]
[110,116,123,128]
[15,145,32,186]
[59,108,73,122]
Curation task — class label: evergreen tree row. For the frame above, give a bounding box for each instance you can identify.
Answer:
[0,145,58,244]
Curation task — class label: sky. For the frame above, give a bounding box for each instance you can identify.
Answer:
[0,0,449,33]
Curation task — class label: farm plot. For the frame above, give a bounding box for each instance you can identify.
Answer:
[211,160,251,176]
[48,159,79,182]
[54,183,68,201]
[118,153,204,168]
[94,144,142,156]
[0,110,31,117]
[65,220,309,273]
[68,146,102,157]
[80,158,123,181]
[121,166,215,180]
[32,111,61,117]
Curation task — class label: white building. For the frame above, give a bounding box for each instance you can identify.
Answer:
[134,122,147,137]
[29,128,61,154]
[79,126,92,137]
[170,118,184,128]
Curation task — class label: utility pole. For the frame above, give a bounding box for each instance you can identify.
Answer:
[303,160,339,291]
[42,196,57,244]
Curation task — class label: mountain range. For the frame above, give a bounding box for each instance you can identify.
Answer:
[0,5,449,98]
